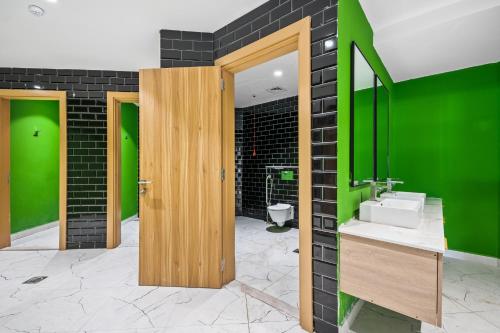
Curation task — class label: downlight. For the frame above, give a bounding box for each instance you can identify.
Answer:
[28,4,45,17]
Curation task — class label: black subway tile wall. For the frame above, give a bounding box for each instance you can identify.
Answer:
[160,30,214,68]
[160,1,339,329]
[0,68,139,248]
[237,96,299,227]
[235,111,244,215]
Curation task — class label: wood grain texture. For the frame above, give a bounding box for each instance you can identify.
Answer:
[0,98,11,248]
[0,89,67,250]
[106,92,139,249]
[58,93,67,250]
[217,17,312,332]
[221,69,236,284]
[340,234,441,326]
[139,67,223,288]
[296,17,313,332]
[436,253,443,327]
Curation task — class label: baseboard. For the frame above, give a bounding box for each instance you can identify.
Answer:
[122,214,138,225]
[339,299,365,333]
[11,221,59,241]
[445,249,500,267]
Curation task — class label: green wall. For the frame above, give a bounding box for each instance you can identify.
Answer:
[353,87,375,183]
[376,82,389,180]
[10,100,59,233]
[391,62,500,259]
[121,103,139,220]
[337,0,394,323]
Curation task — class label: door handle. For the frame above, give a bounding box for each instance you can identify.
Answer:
[138,180,152,185]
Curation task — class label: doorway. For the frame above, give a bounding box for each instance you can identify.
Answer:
[0,89,67,250]
[106,92,139,249]
[216,17,312,331]
[233,51,300,315]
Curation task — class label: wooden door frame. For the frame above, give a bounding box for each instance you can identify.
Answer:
[215,17,313,332]
[0,89,67,250]
[106,92,139,249]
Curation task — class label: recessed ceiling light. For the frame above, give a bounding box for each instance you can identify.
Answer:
[46,0,58,3]
[28,4,45,17]
[273,70,283,77]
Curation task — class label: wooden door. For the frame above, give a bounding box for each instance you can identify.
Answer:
[139,67,223,288]
[0,98,10,248]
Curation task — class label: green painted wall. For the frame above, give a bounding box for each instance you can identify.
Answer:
[10,100,59,233]
[353,87,375,183]
[376,83,389,180]
[337,0,394,323]
[391,62,500,259]
[121,103,139,220]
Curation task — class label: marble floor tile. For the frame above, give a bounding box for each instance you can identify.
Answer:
[235,216,299,311]
[0,218,303,333]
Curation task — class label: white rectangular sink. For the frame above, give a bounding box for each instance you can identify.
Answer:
[380,191,426,213]
[359,199,421,229]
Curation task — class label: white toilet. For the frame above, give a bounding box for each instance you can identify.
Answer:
[267,203,294,227]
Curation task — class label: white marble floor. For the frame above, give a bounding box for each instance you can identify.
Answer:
[235,216,299,311]
[347,257,500,333]
[0,218,305,333]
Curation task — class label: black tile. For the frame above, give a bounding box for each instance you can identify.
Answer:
[270,1,291,21]
[182,51,202,61]
[312,20,337,42]
[312,52,337,71]
[252,14,270,31]
[313,288,337,308]
[234,24,252,40]
[193,41,213,52]
[160,30,181,39]
[280,8,303,28]
[313,259,337,279]
[173,40,193,50]
[312,82,336,100]
[303,0,330,17]
[182,31,202,41]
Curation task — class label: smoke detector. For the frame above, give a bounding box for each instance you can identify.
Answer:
[28,4,45,17]
[266,86,287,94]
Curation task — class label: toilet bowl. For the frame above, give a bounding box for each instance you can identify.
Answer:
[267,203,294,227]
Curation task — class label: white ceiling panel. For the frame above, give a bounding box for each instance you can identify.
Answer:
[0,0,267,71]
[359,0,500,82]
[235,51,298,108]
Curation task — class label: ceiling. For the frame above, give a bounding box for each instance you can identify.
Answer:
[235,52,298,108]
[0,0,267,71]
[359,0,500,82]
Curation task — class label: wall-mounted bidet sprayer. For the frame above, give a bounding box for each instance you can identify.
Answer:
[265,174,273,206]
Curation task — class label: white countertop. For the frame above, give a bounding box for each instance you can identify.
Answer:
[339,198,445,253]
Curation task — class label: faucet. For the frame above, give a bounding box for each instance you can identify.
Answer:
[363,180,387,201]
[386,178,404,193]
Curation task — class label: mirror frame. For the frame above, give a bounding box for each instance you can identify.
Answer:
[350,41,377,188]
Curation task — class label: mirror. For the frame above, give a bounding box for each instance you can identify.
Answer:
[376,77,389,180]
[350,43,375,187]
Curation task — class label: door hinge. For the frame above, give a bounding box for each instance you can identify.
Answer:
[221,258,225,272]
[221,168,225,181]
[220,78,225,91]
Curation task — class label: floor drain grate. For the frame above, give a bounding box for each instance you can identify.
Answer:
[22,276,47,284]
[293,248,299,254]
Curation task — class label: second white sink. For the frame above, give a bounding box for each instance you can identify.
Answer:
[380,191,426,213]
[359,198,421,229]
